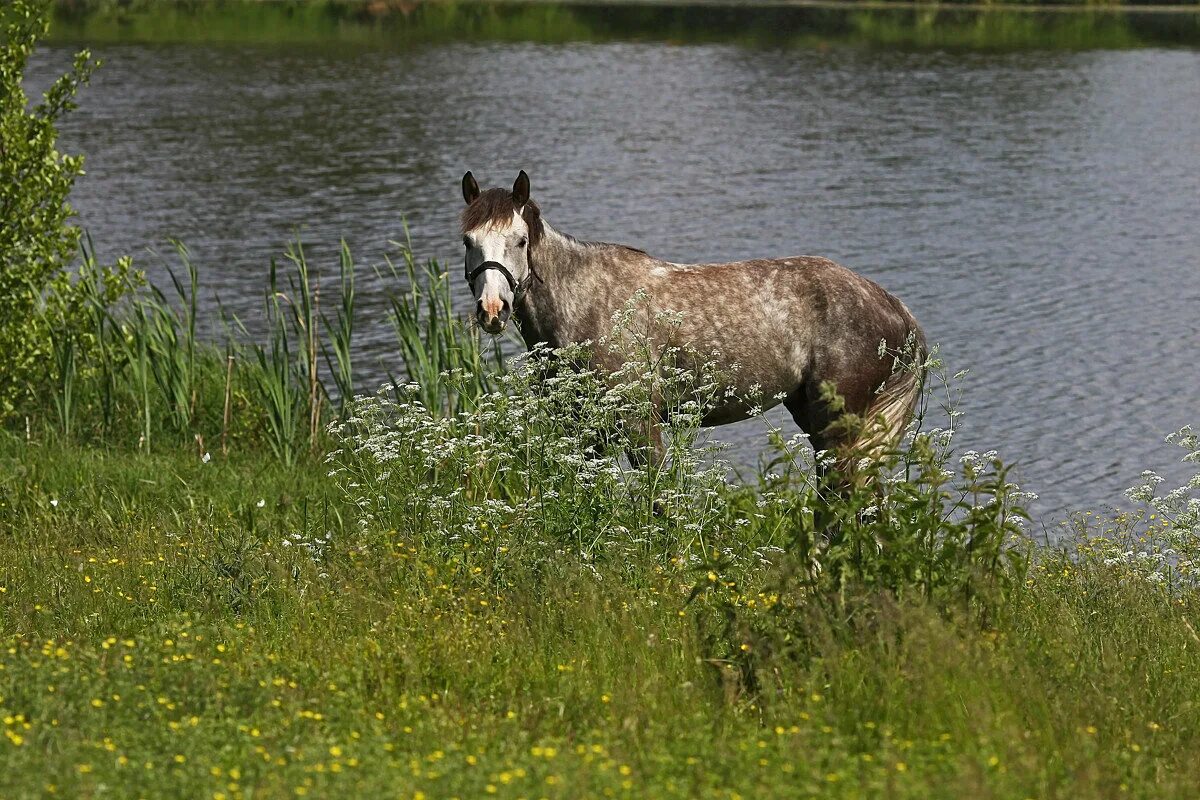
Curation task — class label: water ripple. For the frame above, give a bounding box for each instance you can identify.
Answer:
[28,42,1200,522]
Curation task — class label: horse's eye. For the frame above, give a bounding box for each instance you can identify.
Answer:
[517,237,528,249]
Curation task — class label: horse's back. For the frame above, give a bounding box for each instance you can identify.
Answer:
[620,253,921,424]
[655,253,921,357]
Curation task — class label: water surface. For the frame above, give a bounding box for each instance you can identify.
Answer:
[31,25,1200,521]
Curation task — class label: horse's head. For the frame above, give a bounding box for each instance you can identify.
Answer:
[460,170,543,334]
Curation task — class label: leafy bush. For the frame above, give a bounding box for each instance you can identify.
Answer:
[0,0,132,420]
[695,351,1036,691]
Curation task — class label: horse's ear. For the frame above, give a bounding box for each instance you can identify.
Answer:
[462,171,480,205]
[512,170,530,207]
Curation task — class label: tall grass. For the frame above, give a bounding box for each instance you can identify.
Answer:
[79,240,120,437]
[248,256,307,466]
[142,242,200,435]
[380,234,501,418]
[21,235,490,466]
[284,241,324,449]
[4,321,1200,797]
[321,240,356,422]
[122,304,155,452]
[49,326,76,439]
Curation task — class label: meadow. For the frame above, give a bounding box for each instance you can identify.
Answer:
[3,232,1200,797]
[3,416,1200,799]
[5,2,1200,797]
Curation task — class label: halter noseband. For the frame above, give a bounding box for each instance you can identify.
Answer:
[466,260,536,299]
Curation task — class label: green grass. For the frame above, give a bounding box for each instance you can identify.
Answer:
[2,434,1199,799]
[3,226,1199,798]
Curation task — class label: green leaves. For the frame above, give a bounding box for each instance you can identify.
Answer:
[700,355,1036,680]
[0,0,131,421]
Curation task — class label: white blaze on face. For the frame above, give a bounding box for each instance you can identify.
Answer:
[465,211,530,331]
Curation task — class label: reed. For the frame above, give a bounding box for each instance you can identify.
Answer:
[379,233,501,419]
[279,241,324,450]
[119,304,156,452]
[247,257,307,466]
[18,233,501,464]
[221,349,234,455]
[321,240,356,421]
[79,241,119,436]
[140,242,200,434]
[49,326,76,439]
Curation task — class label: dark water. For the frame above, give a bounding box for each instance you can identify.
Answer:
[29,36,1200,522]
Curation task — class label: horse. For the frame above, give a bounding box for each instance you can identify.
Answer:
[459,170,926,477]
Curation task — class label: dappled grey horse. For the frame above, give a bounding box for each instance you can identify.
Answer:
[460,170,925,472]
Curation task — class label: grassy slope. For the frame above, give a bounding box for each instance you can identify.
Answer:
[2,437,1198,799]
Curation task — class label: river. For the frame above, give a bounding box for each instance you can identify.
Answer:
[31,8,1200,521]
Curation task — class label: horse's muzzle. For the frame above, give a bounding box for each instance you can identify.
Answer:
[476,297,511,334]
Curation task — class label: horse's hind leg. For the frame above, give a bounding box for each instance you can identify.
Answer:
[782,381,865,490]
[785,360,921,493]
[621,417,666,517]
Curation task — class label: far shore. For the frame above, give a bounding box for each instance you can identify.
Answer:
[499,0,1200,13]
[52,0,1200,13]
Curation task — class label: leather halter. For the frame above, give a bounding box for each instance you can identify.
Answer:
[466,260,534,299]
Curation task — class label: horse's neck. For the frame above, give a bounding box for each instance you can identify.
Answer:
[515,222,603,348]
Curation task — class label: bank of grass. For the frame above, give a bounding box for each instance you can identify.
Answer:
[46,0,1200,50]
[2,435,1199,798]
[3,226,1199,797]
[4,201,1198,796]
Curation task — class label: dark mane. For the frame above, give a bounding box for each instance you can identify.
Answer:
[461,187,544,250]
[595,241,649,257]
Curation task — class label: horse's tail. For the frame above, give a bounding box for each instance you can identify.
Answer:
[851,331,926,465]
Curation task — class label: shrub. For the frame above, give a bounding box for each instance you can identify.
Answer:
[0,0,132,421]
[695,350,1036,690]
